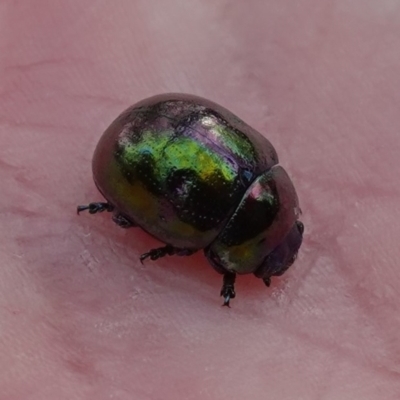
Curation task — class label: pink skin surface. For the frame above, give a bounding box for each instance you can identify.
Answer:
[1,1,400,399]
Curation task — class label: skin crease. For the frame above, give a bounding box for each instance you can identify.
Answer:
[1,0,400,399]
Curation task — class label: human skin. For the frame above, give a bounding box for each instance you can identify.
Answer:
[1,1,400,399]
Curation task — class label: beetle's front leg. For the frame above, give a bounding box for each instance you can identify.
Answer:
[77,202,114,215]
[140,245,195,263]
[220,272,236,307]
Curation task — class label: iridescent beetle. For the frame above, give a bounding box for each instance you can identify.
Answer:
[78,94,304,306]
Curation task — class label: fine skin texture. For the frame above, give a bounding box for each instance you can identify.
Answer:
[1,1,400,399]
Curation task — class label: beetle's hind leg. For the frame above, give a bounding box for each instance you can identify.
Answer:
[77,201,136,229]
[220,272,236,307]
[77,202,114,214]
[140,245,195,263]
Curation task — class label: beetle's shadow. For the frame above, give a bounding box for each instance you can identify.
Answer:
[109,223,289,306]
[110,223,211,272]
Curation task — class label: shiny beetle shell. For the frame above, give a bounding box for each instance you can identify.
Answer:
[80,93,304,305]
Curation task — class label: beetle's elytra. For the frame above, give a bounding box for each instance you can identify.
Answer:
[78,93,304,306]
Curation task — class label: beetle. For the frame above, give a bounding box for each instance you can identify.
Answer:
[78,93,304,306]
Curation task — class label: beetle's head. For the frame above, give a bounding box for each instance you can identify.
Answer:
[205,220,304,282]
[253,220,304,282]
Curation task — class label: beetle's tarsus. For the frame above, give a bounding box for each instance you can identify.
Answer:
[140,245,176,263]
[263,277,271,287]
[77,202,114,215]
[220,272,236,307]
[223,294,232,307]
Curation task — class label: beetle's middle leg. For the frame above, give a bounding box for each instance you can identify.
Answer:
[140,245,195,263]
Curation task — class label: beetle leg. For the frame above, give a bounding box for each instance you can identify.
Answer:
[220,272,236,307]
[77,202,114,215]
[112,213,136,228]
[263,277,271,287]
[140,245,194,263]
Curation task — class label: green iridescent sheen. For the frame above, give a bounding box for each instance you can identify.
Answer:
[92,93,279,250]
[121,129,236,184]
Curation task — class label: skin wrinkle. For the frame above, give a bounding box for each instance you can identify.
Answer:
[3,57,78,72]
[1,0,400,399]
